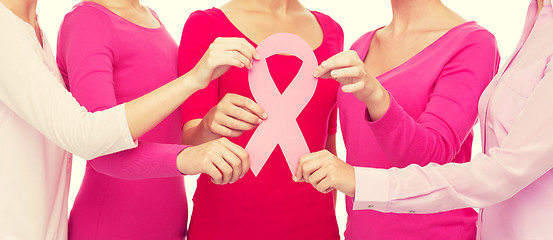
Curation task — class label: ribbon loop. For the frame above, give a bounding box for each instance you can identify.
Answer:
[246,33,318,176]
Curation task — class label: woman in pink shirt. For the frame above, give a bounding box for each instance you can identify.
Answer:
[297,0,553,239]
[0,0,253,238]
[56,1,257,239]
[179,0,342,239]
[295,0,499,239]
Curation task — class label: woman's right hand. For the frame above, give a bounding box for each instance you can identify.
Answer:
[200,93,267,139]
[177,137,250,184]
[186,37,259,90]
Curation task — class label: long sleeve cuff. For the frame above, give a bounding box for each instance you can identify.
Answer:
[115,103,138,148]
[353,166,390,211]
[364,94,403,129]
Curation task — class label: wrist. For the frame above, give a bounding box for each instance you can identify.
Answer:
[181,71,205,93]
[363,86,390,121]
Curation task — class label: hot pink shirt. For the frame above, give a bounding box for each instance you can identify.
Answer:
[353,1,553,239]
[178,8,342,240]
[57,2,187,239]
[338,22,499,239]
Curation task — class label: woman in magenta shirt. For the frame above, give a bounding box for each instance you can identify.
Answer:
[297,0,553,239]
[178,0,342,239]
[295,0,499,239]
[57,1,257,239]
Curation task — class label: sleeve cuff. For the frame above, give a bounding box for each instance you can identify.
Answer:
[364,94,406,136]
[116,103,138,148]
[353,166,390,211]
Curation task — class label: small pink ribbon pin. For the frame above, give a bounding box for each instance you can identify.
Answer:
[246,33,318,177]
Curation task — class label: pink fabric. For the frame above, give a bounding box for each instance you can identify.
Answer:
[352,1,553,239]
[338,22,499,239]
[178,8,341,240]
[56,2,187,239]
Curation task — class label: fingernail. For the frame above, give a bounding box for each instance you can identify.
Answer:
[257,119,262,124]
[255,53,260,59]
[262,113,268,119]
[314,70,320,77]
[240,63,245,68]
[342,85,350,92]
[293,176,298,182]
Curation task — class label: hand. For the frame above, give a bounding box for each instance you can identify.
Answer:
[177,137,250,184]
[187,37,259,90]
[294,150,355,197]
[314,50,390,120]
[201,93,267,138]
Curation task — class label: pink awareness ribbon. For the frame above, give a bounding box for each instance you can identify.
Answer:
[246,33,318,177]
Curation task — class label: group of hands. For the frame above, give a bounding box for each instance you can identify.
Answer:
[173,37,388,198]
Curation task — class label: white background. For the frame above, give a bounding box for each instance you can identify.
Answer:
[37,0,529,238]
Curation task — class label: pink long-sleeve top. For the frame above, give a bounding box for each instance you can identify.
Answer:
[338,22,500,239]
[56,2,187,239]
[352,0,553,239]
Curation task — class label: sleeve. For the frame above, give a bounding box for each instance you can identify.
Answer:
[352,56,553,214]
[0,17,136,161]
[58,6,184,180]
[327,105,338,134]
[179,11,220,125]
[365,30,500,167]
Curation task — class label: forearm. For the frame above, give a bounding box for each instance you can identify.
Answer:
[125,73,202,140]
[89,141,187,180]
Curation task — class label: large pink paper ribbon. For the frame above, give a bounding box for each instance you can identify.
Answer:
[246,33,318,177]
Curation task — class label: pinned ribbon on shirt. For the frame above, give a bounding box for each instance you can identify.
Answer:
[246,33,318,177]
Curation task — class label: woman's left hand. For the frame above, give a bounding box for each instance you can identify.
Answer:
[294,150,355,197]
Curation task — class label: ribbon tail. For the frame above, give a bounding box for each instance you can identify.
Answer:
[278,123,311,176]
[245,122,279,176]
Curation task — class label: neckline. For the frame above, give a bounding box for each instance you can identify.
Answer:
[80,1,164,31]
[211,7,327,52]
[363,21,477,79]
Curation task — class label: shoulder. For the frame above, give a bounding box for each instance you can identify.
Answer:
[184,8,227,28]
[63,2,114,25]
[310,11,343,37]
[350,30,378,51]
[451,22,498,51]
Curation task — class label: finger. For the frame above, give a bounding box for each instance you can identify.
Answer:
[218,112,258,131]
[204,164,223,185]
[220,103,262,127]
[212,155,234,184]
[227,51,253,69]
[316,178,335,194]
[219,38,258,63]
[228,95,267,120]
[209,121,243,138]
[307,167,327,187]
[220,148,242,183]
[330,66,363,80]
[314,51,360,78]
[301,157,324,184]
[219,138,250,178]
[295,153,313,182]
[341,80,366,93]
